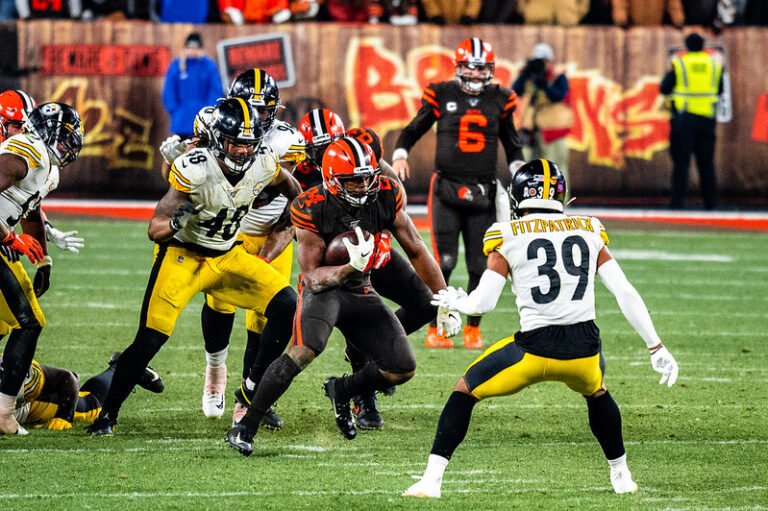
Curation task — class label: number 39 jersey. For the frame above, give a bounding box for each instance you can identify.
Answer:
[0,134,58,229]
[483,213,610,332]
[168,145,280,252]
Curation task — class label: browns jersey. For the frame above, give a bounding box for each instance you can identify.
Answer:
[290,176,405,290]
[395,80,523,182]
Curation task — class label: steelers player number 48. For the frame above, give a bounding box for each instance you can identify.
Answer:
[199,205,250,240]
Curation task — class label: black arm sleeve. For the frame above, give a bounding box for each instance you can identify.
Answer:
[499,116,524,164]
[659,70,676,95]
[394,104,438,151]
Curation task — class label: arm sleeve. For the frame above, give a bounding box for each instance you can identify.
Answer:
[394,86,439,151]
[544,74,569,103]
[659,70,676,95]
[598,259,662,349]
[451,269,507,315]
[500,114,524,164]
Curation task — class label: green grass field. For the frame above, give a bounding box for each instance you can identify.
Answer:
[1,218,766,511]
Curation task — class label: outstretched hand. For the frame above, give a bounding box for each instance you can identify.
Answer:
[650,346,679,387]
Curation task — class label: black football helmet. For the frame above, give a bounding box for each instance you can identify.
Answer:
[227,68,280,133]
[509,159,567,218]
[24,102,83,168]
[210,98,264,175]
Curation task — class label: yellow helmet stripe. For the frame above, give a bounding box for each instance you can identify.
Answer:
[541,158,551,199]
[234,97,251,135]
[253,68,261,96]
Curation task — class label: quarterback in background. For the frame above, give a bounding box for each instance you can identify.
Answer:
[404,159,679,497]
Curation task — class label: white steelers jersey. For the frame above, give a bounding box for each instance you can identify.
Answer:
[168,144,280,251]
[239,120,305,236]
[0,134,58,229]
[482,213,609,332]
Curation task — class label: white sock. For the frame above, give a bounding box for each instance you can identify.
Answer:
[244,378,256,392]
[608,453,629,471]
[422,454,449,482]
[206,347,228,367]
[0,393,16,415]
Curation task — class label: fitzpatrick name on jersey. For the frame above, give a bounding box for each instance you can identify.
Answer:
[168,145,280,252]
[239,120,305,236]
[482,213,609,332]
[0,134,58,229]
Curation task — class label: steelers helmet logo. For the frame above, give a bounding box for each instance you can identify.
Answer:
[41,103,62,116]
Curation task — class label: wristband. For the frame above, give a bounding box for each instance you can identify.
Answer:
[648,343,664,354]
[36,255,53,268]
[392,148,408,161]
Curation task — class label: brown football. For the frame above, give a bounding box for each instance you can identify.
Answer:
[324,229,371,265]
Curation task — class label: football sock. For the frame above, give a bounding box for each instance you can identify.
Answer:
[241,354,301,431]
[607,453,629,470]
[79,367,115,401]
[422,454,450,483]
[430,391,478,460]
[205,348,228,367]
[587,391,626,460]
[336,362,390,400]
[0,325,41,395]
[201,304,234,356]
[344,345,367,373]
[242,331,261,379]
[467,315,481,327]
[0,393,15,415]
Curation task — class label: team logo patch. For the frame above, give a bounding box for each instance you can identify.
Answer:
[253,183,264,196]
[458,186,473,201]
[447,102,457,112]
[468,98,479,107]
[41,103,62,115]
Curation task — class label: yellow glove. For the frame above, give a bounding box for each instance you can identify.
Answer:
[47,417,73,431]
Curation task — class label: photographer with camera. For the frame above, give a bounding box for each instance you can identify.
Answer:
[512,43,572,189]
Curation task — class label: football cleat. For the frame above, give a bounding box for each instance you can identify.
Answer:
[261,407,283,430]
[108,352,165,394]
[86,416,116,436]
[381,385,397,397]
[611,468,639,494]
[322,377,356,440]
[202,363,227,418]
[353,393,383,430]
[425,325,453,349]
[402,478,441,498]
[225,423,254,457]
[0,413,28,435]
[462,325,484,350]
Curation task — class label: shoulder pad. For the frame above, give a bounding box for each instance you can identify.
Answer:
[168,148,210,193]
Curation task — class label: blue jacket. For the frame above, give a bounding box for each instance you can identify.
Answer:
[159,0,214,23]
[162,55,224,137]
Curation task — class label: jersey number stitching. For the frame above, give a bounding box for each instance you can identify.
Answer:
[458,113,488,153]
[527,236,590,305]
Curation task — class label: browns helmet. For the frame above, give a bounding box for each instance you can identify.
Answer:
[0,89,36,142]
[298,108,345,166]
[321,136,380,207]
[454,37,495,94]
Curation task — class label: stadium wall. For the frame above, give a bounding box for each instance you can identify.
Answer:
[7,21,768,206]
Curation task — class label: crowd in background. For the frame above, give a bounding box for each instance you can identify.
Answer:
[0,0,766,28]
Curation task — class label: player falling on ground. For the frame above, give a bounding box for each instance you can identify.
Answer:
[87,98,301,436]
[403,159,680,497]
[225,136,459,456]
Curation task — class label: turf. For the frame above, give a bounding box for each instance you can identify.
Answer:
[1,218,766,511]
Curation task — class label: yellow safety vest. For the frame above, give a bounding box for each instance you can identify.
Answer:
[670,51,723,118]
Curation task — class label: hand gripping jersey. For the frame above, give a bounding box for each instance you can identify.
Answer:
[0,134,59,229]
[290,176,405,290]
[482,213,610,332]
[239,119,306,236]
[167,144,280,252]
[396,80,521,182]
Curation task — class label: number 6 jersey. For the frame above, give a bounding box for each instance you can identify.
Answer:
[167,145,280,252]
[482,213,610,332]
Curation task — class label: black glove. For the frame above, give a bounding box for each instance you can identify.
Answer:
[34,262,51,297]
[0,244,20,263]
[169,202,203,232]
[428,15,445,25]
[459,15,474,25]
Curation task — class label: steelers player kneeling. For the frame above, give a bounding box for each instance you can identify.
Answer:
[87,98,301,436]
[403,159,680,497]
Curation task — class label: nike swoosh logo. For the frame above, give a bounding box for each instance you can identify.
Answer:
[215,400,224,410]
[360,250,371,257]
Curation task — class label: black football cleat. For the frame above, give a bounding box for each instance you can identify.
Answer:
[86,416,116,436]
[226,423,254,457]
[260,407,283,430]
[108,351,165,394]
[234,382,254,407]
[323,377,356,440]
[353,393,383,430]
[381,385,397,397]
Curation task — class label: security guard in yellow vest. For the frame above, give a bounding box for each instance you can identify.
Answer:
[660,32,723,210]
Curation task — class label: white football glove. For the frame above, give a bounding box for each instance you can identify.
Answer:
[437,306,462,337]
[650,346,679,387]
[159,135,188,164]
[341,226,375,272]
[430,286,468,310]
[45,222,85,253]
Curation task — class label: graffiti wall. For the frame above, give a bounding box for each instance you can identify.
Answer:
[13,21,768,203]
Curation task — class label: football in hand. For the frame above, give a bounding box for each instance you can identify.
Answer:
[324,229,371,266]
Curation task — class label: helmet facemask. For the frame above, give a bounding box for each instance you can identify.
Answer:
[211,99,263,175]
[456,62,495,94]
[331,166,381,207]
[25,103,84,168]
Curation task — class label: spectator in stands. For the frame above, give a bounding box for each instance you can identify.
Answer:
[477,0,522,23]
[322,0,369,22]
[422,0,481,25]
[0,0,17,20]
[611,0,684,27]
[15,0,82,18]
[581,0,613,24]
[158,0,221,23]
[660,32,723,210]
[518,0,589,26]
[369,0,418,25]
[513,43,572,188]
[220,0,292,23]
[161,32,224,140]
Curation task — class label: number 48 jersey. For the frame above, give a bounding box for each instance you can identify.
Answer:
[168,145,280,252]
[482,213,610,332]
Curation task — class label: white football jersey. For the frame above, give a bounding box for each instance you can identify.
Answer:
[483,213,609,332]
[168,144,280,251]
[239,120,305,236]
[0,134,58,230]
